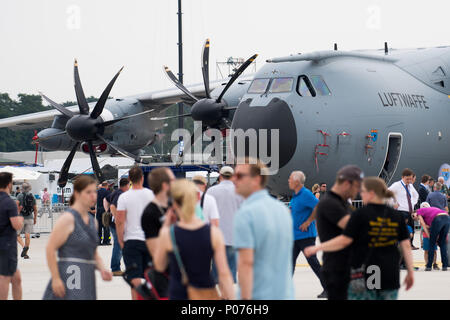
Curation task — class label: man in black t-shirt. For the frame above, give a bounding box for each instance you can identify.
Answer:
[315,165,363,300]
[0,172,24,300]
[105,178,129,276]
[141,168,175,258]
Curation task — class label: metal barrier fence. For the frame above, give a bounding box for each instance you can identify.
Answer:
[32,203,70,234]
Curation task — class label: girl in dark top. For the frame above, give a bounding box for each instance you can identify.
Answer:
[43,175,112,300]
[153,179,234,300]
[305,177,414,300]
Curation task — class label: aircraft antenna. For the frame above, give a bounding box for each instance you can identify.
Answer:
[384,42,388,55]
[334,43,338,51]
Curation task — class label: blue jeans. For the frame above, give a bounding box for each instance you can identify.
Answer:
[211,245,237,283]
[427,215,450,268]
[110,226,122,272]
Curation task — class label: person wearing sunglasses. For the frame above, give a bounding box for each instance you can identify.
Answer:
[232,158,294,300]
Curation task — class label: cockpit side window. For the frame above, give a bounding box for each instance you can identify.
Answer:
[269,77,294,93]
[296,75,316,97]
[310,75,331,96]
[248,78,271,94]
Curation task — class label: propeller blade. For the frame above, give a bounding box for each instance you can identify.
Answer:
[96,135,149,164]
[222,106,237,111]
[74,59,90,115]
[217,54,258,103]
[57,142,80,188]
[32,131,67,144]
[163,66,199,102]
[149,113,191,121]
[201,39,211,99]
[87,141,105,182]
[190,124,208,148]
[39,92,75,118]
[90,67,124,119]
[100,109,155,127]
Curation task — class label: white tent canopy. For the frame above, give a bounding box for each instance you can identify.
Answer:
[0,166,42,180]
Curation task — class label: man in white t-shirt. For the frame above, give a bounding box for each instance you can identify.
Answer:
[206,166,243,283]
[116,166,154,300]
[192,175,219,226]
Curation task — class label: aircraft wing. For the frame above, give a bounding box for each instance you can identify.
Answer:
[132,79,227,106]
[0,79,230,131]
[0,106,79,131]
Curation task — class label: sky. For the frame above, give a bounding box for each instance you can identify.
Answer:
[1,0,449,103]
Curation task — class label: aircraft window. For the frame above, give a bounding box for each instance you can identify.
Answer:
[297,76,315,97]
[269,77,294,93]
[310,75,331,96]
[248,78,270,94]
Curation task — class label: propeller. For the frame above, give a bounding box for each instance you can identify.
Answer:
[163,39,257,146]
[39,60,150,187]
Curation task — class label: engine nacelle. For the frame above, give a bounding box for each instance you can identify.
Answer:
[37,128,76,151]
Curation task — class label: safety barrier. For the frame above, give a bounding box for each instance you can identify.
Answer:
[31,203,70,234]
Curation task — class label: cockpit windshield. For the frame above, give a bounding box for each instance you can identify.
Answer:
[248,78,270,94]
[269,77,294,93]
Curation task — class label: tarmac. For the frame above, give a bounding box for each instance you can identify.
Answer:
[8,232,450,300]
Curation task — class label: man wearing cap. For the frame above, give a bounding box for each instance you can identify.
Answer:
[207,166,243,283]
[192,175,220,226]
[315,165,363,300]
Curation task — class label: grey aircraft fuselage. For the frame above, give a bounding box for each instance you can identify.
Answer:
[231,46,450,197]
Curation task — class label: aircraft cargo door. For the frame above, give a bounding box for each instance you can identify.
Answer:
[378,133,403,185]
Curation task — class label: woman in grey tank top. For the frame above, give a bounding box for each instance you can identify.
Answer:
[43,176,112,300]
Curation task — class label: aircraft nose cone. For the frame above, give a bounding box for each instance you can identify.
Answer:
[231,97,297,169]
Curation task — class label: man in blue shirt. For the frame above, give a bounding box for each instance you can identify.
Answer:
[288,171,326,298]
[426,182,448,211]
[233,158,294,300]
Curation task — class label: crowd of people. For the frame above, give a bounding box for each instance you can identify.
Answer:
[0,160,449,300]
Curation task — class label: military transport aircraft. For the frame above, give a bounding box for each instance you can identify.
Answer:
[164,42,450,197]
[2,40,450,197]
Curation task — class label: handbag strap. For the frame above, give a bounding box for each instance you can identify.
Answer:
[170,225,189,286]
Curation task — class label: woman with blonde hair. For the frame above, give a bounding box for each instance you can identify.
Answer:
[43,175,112,300]
[311,184,321,199]
[305,177,414,300]
[154,179,234,300]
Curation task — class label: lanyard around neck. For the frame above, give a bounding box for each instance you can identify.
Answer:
[401,181,411,198]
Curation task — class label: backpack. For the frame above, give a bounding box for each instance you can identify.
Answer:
[21,192,35,217]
